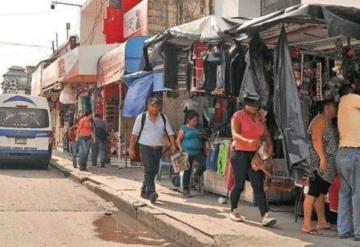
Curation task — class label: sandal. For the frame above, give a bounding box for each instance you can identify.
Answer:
[317,224,335,231]
[302,228,322,235]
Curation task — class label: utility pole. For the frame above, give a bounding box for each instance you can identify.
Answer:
[66,23,71,40]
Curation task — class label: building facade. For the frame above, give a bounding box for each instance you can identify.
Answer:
[215,0,300,17]
[1,66,31,95]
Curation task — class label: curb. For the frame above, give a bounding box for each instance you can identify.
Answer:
[50,159,216,247]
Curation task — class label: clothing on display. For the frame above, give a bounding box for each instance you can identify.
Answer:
[217,142,229,176]
[163,44,178,89]
[225,42,246,96]
[206,144,219,171]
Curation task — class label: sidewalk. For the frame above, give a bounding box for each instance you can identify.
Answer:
[51,151,357,247]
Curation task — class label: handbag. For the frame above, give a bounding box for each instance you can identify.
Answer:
[251,142,273,178]
[171,152,190,173]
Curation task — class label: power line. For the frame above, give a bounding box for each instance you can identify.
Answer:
[0,41,51,49]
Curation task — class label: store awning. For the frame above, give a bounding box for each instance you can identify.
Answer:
[97,36,151,87]
[226,4,360,52]
[41,44,117,90]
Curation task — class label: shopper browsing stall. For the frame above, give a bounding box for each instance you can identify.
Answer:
[176,110,208,198]
[129,98,177,204]
[302,100,338,235]
[229,97,276,227]
[76,111,94,171]
[336,85,360,241]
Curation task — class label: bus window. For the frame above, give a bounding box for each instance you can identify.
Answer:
[0,107,49,129]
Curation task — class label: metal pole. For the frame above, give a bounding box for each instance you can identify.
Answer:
[52,1,82,8]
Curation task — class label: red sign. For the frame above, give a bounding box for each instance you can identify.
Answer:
[123,0,148,39]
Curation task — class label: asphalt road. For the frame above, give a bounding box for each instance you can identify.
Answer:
[0,167,175,247]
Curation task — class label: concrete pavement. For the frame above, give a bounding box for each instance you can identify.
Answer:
[51,151,360,247]
[0,167,176,247]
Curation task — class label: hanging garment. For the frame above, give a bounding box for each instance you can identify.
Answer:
[177,51,189,91]
[228,44,246,96]
[203,96,216,123]
[192,42,207,89]
[239,35,270,109]
[217,143,229,176]
[123,72,153,117]
[206,144,219,171]
[163,44,178,89]
[225,147,234,192]
[203,51,220,91]
[273,26,312,180]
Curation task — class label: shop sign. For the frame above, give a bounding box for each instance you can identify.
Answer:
[124,0,148,39]
[97,44,125,87]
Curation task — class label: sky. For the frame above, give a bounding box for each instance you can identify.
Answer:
[0,0,86,76]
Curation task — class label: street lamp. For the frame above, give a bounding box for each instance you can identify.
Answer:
[50,1,82,9]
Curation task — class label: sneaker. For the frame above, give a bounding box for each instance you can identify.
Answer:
[230,209,243,222]
[183,190,192,198]
[339,233,353,239]
[140,191,149,200]
[261,213,276,227]
[149,192,159,204]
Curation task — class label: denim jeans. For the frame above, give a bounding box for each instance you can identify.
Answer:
[91,141,107,167]
[336,147,360,238]
[230,150,268,217]
[70,141,78,168]
[183,154,206,191]
[139,145,163,194]
[78,136,91,169]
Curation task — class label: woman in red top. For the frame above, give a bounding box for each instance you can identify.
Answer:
[76,111,94,171]
[229,97,276,227]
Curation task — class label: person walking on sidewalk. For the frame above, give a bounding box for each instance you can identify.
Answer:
[302,100,338,235]
[91,113,108,168]
[69,115,81,168]
[176,110,207,198]
[336,85,360,241]
[129,98,176,203]
[229,97,276,227]
[76,111,94,171]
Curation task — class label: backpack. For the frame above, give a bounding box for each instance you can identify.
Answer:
[94,122,108,141]
[137,112,170,143]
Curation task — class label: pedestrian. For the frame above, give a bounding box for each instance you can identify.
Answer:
[229,97,276,227]
[336,85,360,241]
[76,111,94,171]
[91,113,108,167]
[176,110,207,198]
[302,100,338,235]
[129,97,177,203]
[68,114,81,168]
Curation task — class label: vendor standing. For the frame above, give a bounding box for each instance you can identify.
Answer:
[229,97,276,227]
[176,110,207,198]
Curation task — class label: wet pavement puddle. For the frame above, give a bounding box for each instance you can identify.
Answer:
[93,211,177,246]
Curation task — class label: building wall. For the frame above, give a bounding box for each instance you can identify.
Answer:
[148,0,213,34]
[80,0,107,45]
[302,0,360,8]
[214,0,241,17]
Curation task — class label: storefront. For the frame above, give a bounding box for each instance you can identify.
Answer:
[97,36,151,161]
[40,44,118,150]
[142,5,360,205]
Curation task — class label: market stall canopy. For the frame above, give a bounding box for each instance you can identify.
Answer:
[145,15,247,47]
[41,44,117,91]
[97,36,151,87]
[226,4,360,53]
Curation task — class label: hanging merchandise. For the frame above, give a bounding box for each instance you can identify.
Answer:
[79,95,92,113]
[273,26,312,180]
[59,85,76,104]
[225,42,246,96]
[217,142,230,176]
[163,43,178,89]
[239,34,270,109]
[342,46,359,83]
[314,62,324,101]
[123,71,153,118]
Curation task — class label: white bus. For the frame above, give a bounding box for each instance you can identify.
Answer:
[0,94,53,168]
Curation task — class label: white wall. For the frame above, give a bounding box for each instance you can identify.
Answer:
[214,0,261,17]
[302,0,360,8]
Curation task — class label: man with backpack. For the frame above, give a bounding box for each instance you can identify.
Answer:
[91,113,108,168]
[129,97,176,203]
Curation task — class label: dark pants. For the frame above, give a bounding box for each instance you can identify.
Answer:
[139,145,163,194]
[70,141,78,168]
[78,136,91,169]
[91,141,107,167]
[183,154,206,191]
[230,150,268,217]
